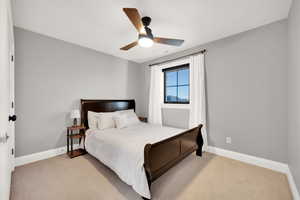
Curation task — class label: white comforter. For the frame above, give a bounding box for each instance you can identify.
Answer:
[85,123,185,199]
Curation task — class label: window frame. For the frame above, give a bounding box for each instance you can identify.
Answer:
[163,63,190,104]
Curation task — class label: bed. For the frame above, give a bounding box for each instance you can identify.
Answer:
[81,99,203,199]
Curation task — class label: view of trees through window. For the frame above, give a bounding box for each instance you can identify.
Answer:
[164,64,189,104]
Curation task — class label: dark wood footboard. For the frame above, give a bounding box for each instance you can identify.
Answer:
[143,124,203,194]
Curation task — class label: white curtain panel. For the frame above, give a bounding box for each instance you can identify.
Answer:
[189,54,208,150]
[148,65,163,124]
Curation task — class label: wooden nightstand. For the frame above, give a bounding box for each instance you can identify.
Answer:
[67,125,86,158]
[139,117,148,123]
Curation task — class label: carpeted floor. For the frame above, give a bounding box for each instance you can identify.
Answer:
[10,152,292,200]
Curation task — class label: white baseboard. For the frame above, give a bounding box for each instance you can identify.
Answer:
[15,144,79,167]
[207,146,299,200]
[207,146,289,173]
[287,167,300,200]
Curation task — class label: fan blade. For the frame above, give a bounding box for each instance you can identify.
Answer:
[123,8,144,33]
[154,37,184,46]
[120,41,138,50]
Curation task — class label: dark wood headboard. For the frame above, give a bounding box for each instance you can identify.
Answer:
[80,99,135,129]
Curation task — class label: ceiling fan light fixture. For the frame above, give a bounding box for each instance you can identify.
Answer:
[120,8,184,50]
[138,34,153,48]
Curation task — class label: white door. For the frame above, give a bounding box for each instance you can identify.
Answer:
[8,0,15,172]
[0,0,15,199]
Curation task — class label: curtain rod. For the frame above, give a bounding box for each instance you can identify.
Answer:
[148,49,207,67]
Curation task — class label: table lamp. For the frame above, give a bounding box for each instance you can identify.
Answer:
[70,109,80,126]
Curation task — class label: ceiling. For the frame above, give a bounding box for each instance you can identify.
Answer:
[13,0,292,63]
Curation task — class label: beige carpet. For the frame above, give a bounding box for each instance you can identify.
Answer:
[11,152,292,200]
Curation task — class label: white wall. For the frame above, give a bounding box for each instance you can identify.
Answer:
[142,20,288,163]
[288,0,300,192]
[14,27,144,157]
[15,18,291,167]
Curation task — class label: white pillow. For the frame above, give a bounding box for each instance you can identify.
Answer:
[114,111,140,129]
[114,114,127,129]
[116,109,133,114]
[88,111,101,129]
[125,112,140,126]
[97,112,118,130]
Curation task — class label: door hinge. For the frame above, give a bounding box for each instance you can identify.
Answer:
[11,148,14,155]
[11,55,14,62]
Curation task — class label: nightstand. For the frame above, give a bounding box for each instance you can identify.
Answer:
[67,125,86,158]
[139,117,148,123]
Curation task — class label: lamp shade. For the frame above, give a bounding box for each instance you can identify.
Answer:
[70,109,80,119]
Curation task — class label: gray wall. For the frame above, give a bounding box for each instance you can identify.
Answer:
[14,27,144,157]
[142,20,288,163]
[288,0,300,192]
[162,108,190,129]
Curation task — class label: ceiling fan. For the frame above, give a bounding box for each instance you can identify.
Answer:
[120,8,184,50]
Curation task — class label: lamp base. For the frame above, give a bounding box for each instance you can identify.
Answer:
[73,118,77,126]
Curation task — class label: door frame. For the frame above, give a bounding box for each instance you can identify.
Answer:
[0,0,14,199]
[8,0,15,171]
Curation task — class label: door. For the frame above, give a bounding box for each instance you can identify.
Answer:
[0,0,15,199]
[8,0,15,172]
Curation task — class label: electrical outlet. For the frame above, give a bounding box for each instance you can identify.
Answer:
[226,137,232,144]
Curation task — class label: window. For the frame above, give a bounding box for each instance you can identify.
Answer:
[163,64,190,104]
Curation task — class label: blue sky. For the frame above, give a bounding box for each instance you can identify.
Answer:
[165,68,189,101]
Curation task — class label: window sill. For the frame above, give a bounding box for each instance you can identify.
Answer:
[161,103,191,109]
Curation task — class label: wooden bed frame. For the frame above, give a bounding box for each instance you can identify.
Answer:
[80,99,203,200]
